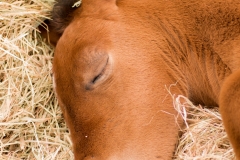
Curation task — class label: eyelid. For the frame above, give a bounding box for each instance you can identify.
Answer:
[92,57,109,84]
[84,54,113,91]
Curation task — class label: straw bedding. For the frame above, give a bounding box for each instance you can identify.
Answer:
[0,0,73,159]
[0,0,234,159]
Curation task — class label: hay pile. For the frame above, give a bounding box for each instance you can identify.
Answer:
[0,0,73,159]
[0,0,234,159]
[173,95,234,160]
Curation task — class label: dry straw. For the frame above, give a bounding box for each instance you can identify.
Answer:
[173,95,234,160]
[0,0,234,159]
[0,0,73,159]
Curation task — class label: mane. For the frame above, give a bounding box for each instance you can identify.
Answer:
[51,0,80,34]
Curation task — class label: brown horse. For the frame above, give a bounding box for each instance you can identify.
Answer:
[42,0,240,159]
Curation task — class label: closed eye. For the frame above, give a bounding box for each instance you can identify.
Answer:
[92,73,102,84]
[91,57,109,84]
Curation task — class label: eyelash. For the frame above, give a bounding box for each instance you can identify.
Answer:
[91,57,109,84]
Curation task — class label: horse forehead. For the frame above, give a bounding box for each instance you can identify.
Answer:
[72,0,119,22]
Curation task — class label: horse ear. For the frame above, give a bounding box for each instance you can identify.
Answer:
[39,0,79,46]
[51,0,79,35]
[38,19,61,46]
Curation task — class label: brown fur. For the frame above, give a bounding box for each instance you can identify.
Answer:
[43,0,240,159]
